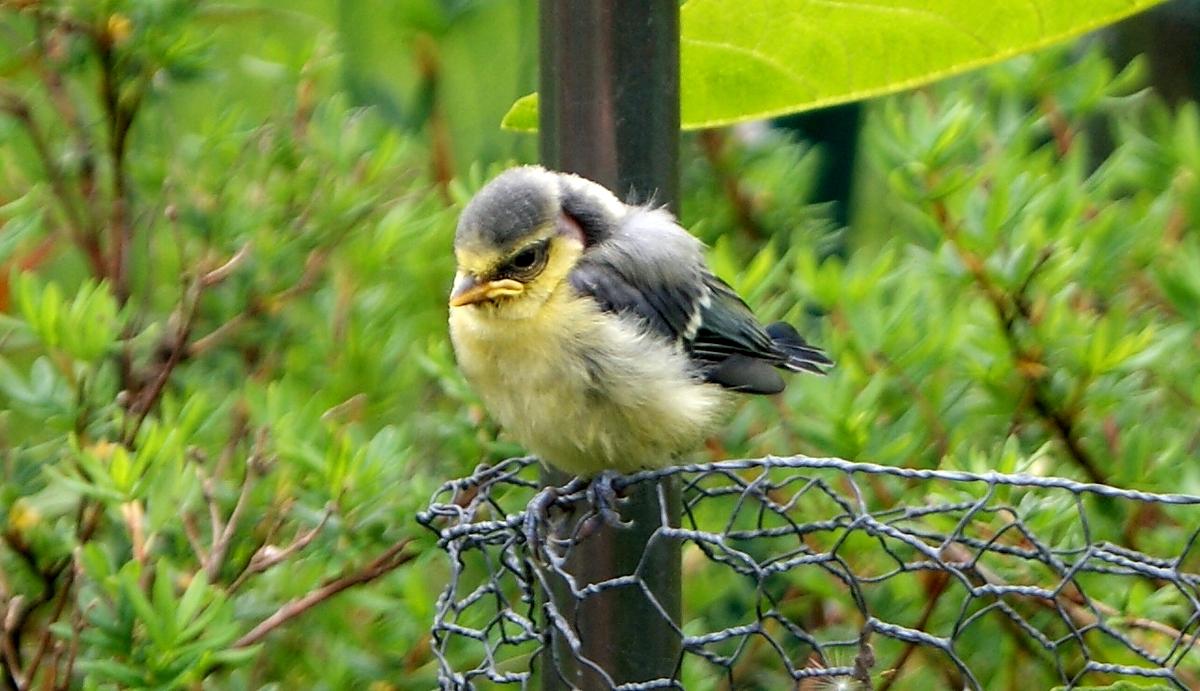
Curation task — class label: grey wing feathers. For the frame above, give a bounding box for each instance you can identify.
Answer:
[764,321,833,374]
[566,207,830,395]
[568,256,704,341]
[690,277,831,391]
[568,207,708,341]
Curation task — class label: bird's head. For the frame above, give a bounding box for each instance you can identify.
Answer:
[449,166,618,319]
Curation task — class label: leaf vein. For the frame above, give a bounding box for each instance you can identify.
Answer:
[683,38,818,95]
[806,0,995,52]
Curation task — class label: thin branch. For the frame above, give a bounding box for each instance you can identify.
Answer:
[123,242,248,446]
[933,197,1107,484]
[877,572,950,691]
[212,406,249,486]
[869,350,950,460]
[0,89,105,277]
[261,250,327,312]
[122,279,200,445]
[233,537,415,648]
[203,475,223,563]
[413,35,454,203]
[1039,95,1074,157]
[205,429,267,581]
[2,596,24,689]
[19,568,74,690]
[188,247,331,358]
[95,32,144,306]
[699,129,768,241]
[228,506,334,593]
[181,511,209,566]
[53,602,86,691]
[200,243,252,288]
[187,314,246,358]
[0,3,101,40]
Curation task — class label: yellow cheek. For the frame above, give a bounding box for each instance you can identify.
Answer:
[540,236,584,284]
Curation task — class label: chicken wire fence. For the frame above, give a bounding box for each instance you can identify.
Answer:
[416,455,1200,690]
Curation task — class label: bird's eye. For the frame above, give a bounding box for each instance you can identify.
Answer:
[509,245,541,271]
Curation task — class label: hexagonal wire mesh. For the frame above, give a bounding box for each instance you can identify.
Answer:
[417,456,1200,690]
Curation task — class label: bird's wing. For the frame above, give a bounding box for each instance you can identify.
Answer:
[567,208,829,394]
[566,209,707,342]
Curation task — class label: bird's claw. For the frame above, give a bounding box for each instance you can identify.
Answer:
[523,485,562,559]
[581,471,633,533]
[524,473,632,554]
[523,477,588,559]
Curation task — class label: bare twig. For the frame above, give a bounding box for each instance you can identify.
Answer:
[233,537,415,648]
[19,567,74,690]
[0,88,105,277]
[205,429,268,581]
[228,506,334,593]
[53,601,87,691]
[933,196,1107,484]
[201,243,252,288]
[699,129,768,241]
[212,406,250,484]
[877,572,951,691]
[413,34,454,203]
[2,596,24,689]
[187,247,332,358]
[124,243,250,446]
[187,314,247,358]
[95,35,144,306]
[122,280,200,445]
[181,511,209,566]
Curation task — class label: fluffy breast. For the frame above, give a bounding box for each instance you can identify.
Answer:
[449,291,729,475]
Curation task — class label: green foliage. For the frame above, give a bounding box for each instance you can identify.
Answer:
[0,1,464,688]
[1053,685,1176,691]
[669,45,1200,688]
[775,47,1200,492]
[502,0,1168,130]
[0,1,1196,689]
[74,554,252,687]
[335,0,537,172]
[12,275,120,363]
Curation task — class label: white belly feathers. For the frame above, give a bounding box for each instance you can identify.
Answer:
[449,290,728,475]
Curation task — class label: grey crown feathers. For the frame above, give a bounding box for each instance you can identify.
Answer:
[457,166,831,394]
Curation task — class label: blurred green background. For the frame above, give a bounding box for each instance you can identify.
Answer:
[0,0,1198,688]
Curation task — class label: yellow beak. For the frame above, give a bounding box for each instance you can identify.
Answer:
[448,273,525,307]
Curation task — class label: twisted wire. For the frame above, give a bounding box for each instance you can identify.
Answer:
[418,455,1200,690]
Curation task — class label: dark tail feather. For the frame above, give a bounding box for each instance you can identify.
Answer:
[766,322,833,374]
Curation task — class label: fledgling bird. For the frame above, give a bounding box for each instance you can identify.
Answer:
[448,166,830,478]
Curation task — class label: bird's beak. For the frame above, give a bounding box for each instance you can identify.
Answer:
[449,273,525,307]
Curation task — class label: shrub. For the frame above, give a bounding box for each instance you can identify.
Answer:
[0,2,1195,688]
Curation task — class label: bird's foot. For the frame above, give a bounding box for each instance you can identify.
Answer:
[580,471,633,535]
[523,477,585,559]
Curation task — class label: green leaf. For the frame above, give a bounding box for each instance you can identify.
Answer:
[0,206,44,263]
[152,560,178,637]
[500,92,539,132]
[77,659,147,687]
[118,562,168,647]
[502,0,1166,131]
[79,543,115,582]
[208,644,261,667]
[175,571,209,630]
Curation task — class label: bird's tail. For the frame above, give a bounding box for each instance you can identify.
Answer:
[766,322,833,374]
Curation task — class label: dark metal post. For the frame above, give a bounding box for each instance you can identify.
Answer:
[538,1,682,688]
